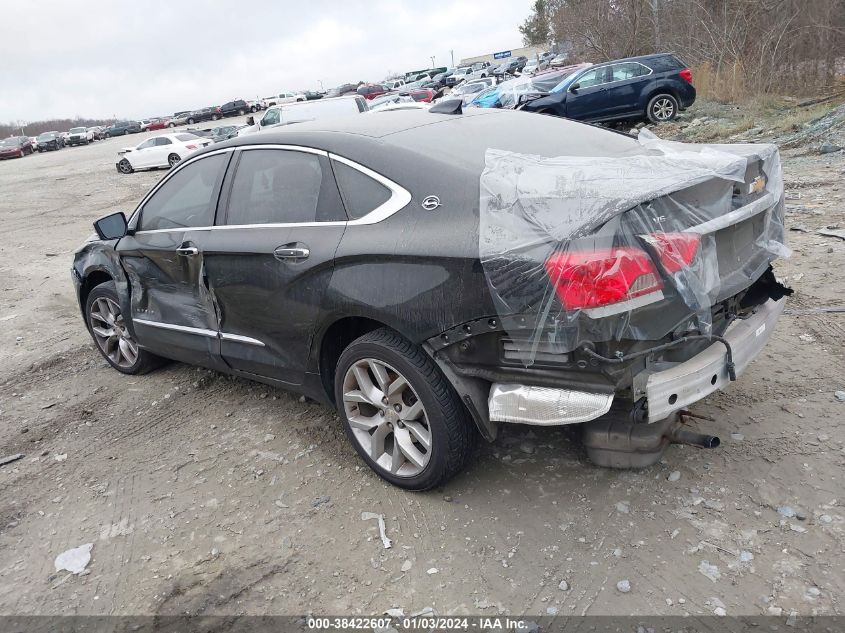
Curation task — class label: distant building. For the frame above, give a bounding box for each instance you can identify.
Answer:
[459,45,547,66]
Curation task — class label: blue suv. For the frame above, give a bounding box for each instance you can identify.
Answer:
[520,53,695,124]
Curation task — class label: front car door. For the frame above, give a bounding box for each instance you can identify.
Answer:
[201,146,347,385]
[564,65,613,120]
[118,151,231,366]
[130,138,156,168]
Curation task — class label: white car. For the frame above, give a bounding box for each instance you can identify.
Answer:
[239,95,368,136]
[67,126,94,146]
[383,78,406,90]
[450,67,475,83]
[265,91,306,106]
[115,133,212,174]
[523,58,550,76]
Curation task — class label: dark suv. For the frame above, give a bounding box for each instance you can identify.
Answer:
[105,121,142,137]
[520,53,696,123]
[220,100,255,117]
[492,56,528,77]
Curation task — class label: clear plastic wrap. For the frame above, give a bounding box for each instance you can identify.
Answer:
[479,130,788,366]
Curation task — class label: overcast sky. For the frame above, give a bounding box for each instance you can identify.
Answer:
[0,0,533,123]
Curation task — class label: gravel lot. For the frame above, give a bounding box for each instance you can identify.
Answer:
[0,110,843,617]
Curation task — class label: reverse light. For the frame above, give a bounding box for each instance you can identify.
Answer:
[643,232,700,274]
[545,247,663,311]
[679,68,693,84]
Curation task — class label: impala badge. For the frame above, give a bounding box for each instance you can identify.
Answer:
[421,195,441,211]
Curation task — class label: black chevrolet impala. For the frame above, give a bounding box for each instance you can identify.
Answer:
[72,108,790,489]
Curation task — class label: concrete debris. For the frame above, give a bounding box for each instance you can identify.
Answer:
[558,580,569,591]
[0,454,24,467]
[667,471,681,482]
[400,560,412,572]
[518,440,536,455]
[545,606,559,615]
[384,608,404,618]
[361,512,392,549]
[767,606,783,616]
[818,143,843,154]
[778,506,797,518]
[730,433,745,441]
[616,579,631,593]
[834,390,845,402]
[311,495,331,508]
[714,607,727,616]
[615,501,630,514]
[426,567,438,575]
[818,228,845,241]
[698,560,721,582]
[54,543,93,575]
[54,454,67,462]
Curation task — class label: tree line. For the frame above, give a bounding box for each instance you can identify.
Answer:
[519,0,844,98]
[1,117,117,139]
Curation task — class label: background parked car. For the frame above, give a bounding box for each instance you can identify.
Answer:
[210,125,243,142]
[265,92,306,106]
[302,91,324,101]
[523,57,550,75]
[116,132,212,174]
[383,79,406,91]
[36,132,63,151]
[186,107,222,124]
[326,84,359,97]
[519,53,695,123]
[0,136,33,159]
[219,100,255,117]
[105,121,142,137]
[88,126,106,140]
[67,126,94,145]
[357,84,389,100]
[493,56,528,78]
[240,94,368,135]
[167,112,190,127]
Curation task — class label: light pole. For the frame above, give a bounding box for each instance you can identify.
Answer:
[430,55,435,68]
[318,80,324,91]
[450,49,454,67]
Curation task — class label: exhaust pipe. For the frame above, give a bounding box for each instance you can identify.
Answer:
[668,426,721,449]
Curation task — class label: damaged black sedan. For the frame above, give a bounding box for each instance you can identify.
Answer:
[72,108,790,490]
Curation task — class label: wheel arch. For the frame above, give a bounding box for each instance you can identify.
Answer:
[643,83,680,108]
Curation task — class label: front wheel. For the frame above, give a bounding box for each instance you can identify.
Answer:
[85,282,163,375]
[118,158,134,174]
[646,93,679,123]
[168,122,176,128]
[211,114,219,120]
[187,118,195,124]
[335,328,476,490]
[238,108,245,116]
[167,153,181,167]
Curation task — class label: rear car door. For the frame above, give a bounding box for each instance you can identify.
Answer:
[118,152,231,365]
[599,62,652,118]
[201,146,347,385]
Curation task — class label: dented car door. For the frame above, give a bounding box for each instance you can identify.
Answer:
[118,152,230,364]
[200,146,347,384]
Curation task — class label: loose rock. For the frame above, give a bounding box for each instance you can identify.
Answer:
[616,579,631,593]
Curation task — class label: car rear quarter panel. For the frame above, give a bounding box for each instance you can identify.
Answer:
[326,158,495,345]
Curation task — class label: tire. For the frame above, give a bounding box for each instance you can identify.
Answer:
[250,106,256,113]
[85,281,163,375]
[118,158,134,174]
[123,130,129,135]
[238,108,245,116]
[646,93,679,123]
[167,153,181,167]
[187,118,195,124]
[334,327,476,490]
[168,122,176,128]
[211,114,219,121]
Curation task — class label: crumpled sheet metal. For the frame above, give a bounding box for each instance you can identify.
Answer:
[479,130,788,365]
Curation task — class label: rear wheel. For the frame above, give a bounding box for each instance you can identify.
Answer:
[646,93,679,123]
[211,114,219,120]
[168,122,176,128]
[238,108,246,116]
[187,118,195,124]
[167,153,181,167]
[85,282,162,375]
[118,158,133,174]
[123,129,129,135]
[335,328,476,490]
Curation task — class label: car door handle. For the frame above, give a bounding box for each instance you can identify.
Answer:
[274,247,310,260]
[176,246,199,257]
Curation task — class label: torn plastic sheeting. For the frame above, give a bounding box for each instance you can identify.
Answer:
[479,130,787,365]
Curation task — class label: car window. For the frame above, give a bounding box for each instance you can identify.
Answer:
[611,62,647,81]
[575,68,601,88]
[332,161,391,221]
[154,137,172,146]
[139,154,227,231]
[136,139,155,150]
[226,150,325,225]
[261,109,280,126]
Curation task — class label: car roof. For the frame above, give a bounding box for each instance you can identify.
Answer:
[212,108,640,181]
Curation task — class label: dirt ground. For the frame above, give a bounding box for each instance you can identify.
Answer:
[0,104,843,618]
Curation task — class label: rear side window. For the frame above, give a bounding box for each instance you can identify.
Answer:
[139,154,227,231]
[225,149,344,225]
[611,62,649,81]
[332,161,391,220]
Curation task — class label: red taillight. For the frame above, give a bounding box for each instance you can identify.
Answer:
[679,68,693,84]
[185,144,197,149]
[644,232,700,274]
[544,247,663,311]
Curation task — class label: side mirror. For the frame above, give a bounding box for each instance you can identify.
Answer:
[94,211,128,240]
[569,83,580,92]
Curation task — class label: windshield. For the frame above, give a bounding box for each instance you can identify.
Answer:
[37,133,55,140]
[70,127,86,133]
[1,138,20,146]
[551,70,583,93]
